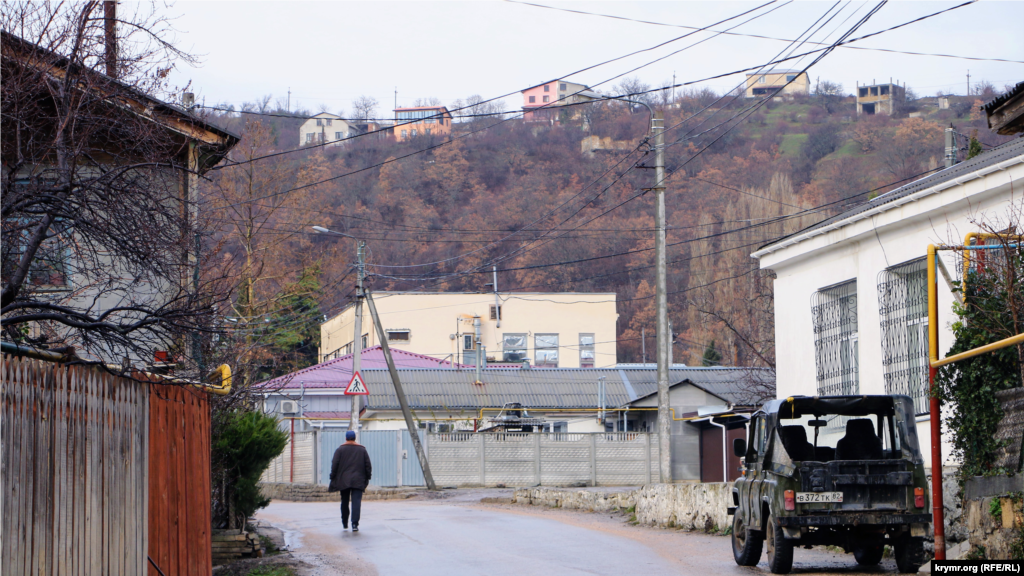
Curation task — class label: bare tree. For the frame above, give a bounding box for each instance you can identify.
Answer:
[413,96,443,107]
[1,2,237,370]
[351,95,379,121]
[615,76,654,112]
[813,78,845,114]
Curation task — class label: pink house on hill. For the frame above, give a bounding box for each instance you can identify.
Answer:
[522,79,600,123]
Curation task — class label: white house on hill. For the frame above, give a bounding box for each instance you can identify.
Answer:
[298,112,354,147]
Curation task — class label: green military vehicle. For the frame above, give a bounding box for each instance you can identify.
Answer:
[728,395,931,574]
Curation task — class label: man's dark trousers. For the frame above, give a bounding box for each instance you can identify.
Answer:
[341,488,363,528]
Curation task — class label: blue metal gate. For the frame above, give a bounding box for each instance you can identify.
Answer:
[320,429,425,487]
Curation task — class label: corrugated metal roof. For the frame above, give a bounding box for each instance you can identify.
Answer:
[758,137,1024,252]
[348,367,772,411]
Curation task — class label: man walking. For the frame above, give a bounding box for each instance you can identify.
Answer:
[328,430,372,531]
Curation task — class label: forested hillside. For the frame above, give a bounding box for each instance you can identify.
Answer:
[200,81,1017,379]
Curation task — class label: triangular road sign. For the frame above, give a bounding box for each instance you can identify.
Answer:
[345,371,369,395]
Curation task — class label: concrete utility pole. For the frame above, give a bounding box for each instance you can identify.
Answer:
[351,241,366,439]
[652,111,671,484]
[365,290,437,490]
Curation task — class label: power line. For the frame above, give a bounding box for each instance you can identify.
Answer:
[506,0,1021,64]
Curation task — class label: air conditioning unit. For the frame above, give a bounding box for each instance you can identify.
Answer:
[279,400,299,415]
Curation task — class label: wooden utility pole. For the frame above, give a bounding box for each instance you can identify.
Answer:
[365,290,437,490]
[103,1,117,78]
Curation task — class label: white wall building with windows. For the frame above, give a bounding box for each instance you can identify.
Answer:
[298,112,355,147]
[753,138,1024,468]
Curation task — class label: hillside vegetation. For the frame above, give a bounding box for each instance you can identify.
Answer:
[201,83,1017,377]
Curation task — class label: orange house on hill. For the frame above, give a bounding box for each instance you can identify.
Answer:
[394,106,452,141]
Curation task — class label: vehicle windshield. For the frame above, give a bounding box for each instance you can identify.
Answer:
[774,396,919,462]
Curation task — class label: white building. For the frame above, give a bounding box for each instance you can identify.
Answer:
[298,112,354,147]
[753,138,1024,469]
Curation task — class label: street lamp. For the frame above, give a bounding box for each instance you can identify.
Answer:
[313,225,365,439]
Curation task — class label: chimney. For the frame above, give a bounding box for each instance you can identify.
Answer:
[104,1,117,78]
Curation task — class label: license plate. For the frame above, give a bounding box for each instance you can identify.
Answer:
[796,491,843,503]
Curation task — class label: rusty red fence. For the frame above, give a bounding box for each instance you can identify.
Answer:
[148,382,212,576]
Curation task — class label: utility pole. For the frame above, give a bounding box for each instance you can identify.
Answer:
[351,241,366,439]
[492,265,501,328]
[103,1,117,78]
[966,70,971,96]
[287,88,291,113]
[652,111,671,484]
[365,290,437,490]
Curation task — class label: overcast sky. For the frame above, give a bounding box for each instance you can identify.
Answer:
[165,1,1024,118]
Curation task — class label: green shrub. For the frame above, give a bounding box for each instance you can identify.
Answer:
[212,410,288,528]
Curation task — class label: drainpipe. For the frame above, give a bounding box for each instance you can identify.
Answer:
[709,418,728,482]
[493,266,501,328]
[290,417,295,483]
[474,315,482,384]
[944,126,956,168]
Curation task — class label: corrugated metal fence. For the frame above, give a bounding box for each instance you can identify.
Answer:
[264,428,657,488]
[2,354,149,575]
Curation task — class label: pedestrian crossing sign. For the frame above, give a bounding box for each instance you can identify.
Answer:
[345,371,369,395]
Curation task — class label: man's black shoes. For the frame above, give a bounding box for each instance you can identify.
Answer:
[353,526,359,532]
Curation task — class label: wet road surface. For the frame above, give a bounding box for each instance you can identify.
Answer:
[256,492,907,576]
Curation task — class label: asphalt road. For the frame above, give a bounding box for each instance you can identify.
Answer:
[256,491,908,576]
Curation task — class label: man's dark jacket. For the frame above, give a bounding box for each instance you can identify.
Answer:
[328,443,372,492]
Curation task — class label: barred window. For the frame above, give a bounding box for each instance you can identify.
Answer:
[811,280,859,397]
[878,258,929,415]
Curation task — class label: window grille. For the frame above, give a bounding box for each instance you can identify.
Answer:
[502,333,526,362]
[489,305,501,320]
[811,280,859,397]
[579,333,595,368]
[386,329,411,342]
[535,334,558,367]
[878,258,929,415]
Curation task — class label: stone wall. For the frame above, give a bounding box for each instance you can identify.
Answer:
[512,482,733,533]
[961,475,1024,559]
[259,482,417,502]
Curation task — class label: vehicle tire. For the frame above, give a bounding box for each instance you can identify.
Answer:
[731,511,763,566]
[895,536,925,574]
[766,514,794,574]
[853,543,884,565]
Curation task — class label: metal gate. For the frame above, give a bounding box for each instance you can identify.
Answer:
[319,430,425,487]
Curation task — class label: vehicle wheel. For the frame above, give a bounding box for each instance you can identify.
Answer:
[766,514,794,574]
[895,536,925,574]
[731,511,763,566]
[853,543,884,565]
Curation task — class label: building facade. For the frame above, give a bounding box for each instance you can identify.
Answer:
[753,138,1024,468]
[856,81,906,115]
[298,112,355,147]
[393,106,452,141]
[521,80,600,122]
[744,70,810,98]
[320,292,618,369]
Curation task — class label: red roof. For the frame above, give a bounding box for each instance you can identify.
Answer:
[257,346,464,389]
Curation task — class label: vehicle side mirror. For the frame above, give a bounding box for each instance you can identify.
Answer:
[733,438,747,458]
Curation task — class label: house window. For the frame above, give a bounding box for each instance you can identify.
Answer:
[464,334,475,351]
[544,84,550,92]
[335,132,343,140]
[560,83,567,91]
[811,280,858,397]
[386,329,411,342]
[878,258,929,415]
[305,133,314,143]
[401,129,408,138]
[425,128,432,136]
[579,333,595,368]
[786,75,796,82]
[361,334,368,349]
[542,95,550,103]
[489,305,501,321]
[535,334,558,367]
[502,333,527,362]
[759,76,766,84]
[316,119,323,126]
[325,118,332,126]
[529,96,536,104]
[411,129,417,137]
